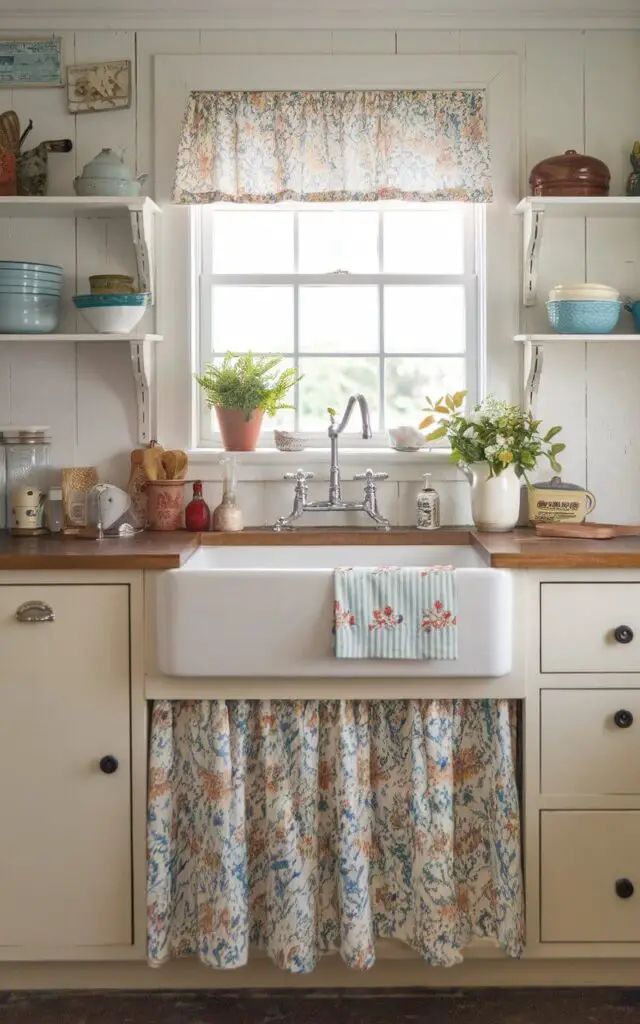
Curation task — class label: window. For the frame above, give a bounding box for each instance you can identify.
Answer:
[193,203,483,447]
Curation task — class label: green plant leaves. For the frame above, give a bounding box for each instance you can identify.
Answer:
[195,352,303,419]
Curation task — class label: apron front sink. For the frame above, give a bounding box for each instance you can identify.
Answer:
[156,545,512,678]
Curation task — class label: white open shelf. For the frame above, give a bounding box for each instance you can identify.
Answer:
[0,196,160,217]
[515,333,639,343]
[515,196,640,218]
[0,332,162,343]
[0,196,162,444]
[515,196,640,306]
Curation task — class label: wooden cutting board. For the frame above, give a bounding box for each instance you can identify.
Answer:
[534,522,640,540]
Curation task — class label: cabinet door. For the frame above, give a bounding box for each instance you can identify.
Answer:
[541,811,640,943]
[0,584,131,949]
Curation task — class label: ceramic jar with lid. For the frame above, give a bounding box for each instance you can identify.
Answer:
[73,148,148,197]
[529,150,611,196]
[528,476,596,524]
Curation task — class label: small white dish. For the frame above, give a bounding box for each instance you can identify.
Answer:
[388,426,425,452]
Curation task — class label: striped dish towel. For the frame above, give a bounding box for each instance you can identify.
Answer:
[334,565,458,659]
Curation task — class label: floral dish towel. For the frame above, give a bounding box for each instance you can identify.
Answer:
[334,565,457,659]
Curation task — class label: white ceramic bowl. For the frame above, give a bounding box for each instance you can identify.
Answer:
[76,303,147,334]
[388,426,425,452]
[549,282,620,302]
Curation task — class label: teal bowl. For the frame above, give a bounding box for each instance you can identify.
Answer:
[73,292,150,308]
[0,260,63,275]
[0,293,60,333]
[546,299,621,334]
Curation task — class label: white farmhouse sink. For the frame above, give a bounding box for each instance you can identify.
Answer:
[156,545,512,678]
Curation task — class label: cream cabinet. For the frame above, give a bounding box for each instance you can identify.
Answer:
[0,583,132,952]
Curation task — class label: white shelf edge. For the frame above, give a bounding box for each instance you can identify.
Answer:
[0,196,160,216]
[515,333,639,343]
[0,333,162,343]
[515,196,640,217]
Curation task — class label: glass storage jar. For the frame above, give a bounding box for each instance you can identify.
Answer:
[3,428,51,530]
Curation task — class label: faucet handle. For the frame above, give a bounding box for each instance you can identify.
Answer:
[353,469,388,482]
[284,470,314,482]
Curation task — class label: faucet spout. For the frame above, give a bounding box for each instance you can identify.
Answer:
[329,393,372,439]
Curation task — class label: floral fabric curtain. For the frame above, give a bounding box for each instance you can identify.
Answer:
[147,698,523,972]
[173,90,492,204]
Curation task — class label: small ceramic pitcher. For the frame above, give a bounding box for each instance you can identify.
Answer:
[146,480,185,531]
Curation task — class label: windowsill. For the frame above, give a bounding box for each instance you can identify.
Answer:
[187,446,465,482]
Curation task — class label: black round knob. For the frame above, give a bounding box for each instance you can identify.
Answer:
[614,625,634,644]
[614,709,634,729]
[99,755,119,775]
[616,878,635,900]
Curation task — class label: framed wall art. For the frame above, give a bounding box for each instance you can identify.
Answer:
[0,38,63,87]
[67,59,132,114]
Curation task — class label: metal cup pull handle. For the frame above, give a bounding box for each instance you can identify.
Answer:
[15,601,55,624]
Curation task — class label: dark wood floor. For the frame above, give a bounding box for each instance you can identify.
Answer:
[2,990,640,1024]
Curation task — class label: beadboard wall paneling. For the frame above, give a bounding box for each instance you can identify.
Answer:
[0,26,638,521]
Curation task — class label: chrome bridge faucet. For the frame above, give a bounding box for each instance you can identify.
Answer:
[273,394,391,531]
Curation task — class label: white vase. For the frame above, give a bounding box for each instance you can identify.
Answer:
[465,462,521,532]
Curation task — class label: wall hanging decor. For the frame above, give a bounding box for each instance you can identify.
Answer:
[66,59,131,114]
[0,39,63,87]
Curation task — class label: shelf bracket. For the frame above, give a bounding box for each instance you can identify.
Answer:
[130,338,154,445]
[523,207,544,307]
[523,339,544,413]
[130,204,155,302]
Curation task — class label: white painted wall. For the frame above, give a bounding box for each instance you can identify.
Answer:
[0,17,638,523]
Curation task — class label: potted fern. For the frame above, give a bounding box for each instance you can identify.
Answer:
[195,352,302,451]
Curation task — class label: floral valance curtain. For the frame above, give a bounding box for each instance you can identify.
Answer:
[173,89,493,204]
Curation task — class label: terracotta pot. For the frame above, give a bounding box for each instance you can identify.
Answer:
[529,150,610,196]
[215,407,264,451]
[146,479,185,531]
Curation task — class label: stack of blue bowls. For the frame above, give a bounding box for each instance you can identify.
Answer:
[0,261,63,334]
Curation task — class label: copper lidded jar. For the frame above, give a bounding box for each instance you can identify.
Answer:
[529,150,611,196]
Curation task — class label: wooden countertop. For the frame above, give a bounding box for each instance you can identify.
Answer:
[1,526,640,570]
[0,532,199,570]
[472,530,640,568]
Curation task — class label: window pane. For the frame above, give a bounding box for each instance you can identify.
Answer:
[298,211,379,272]
[385,357,465,427]
[212,211,294,273]
[210,286,293,352]
[384,286,465,354]
[298,357,380,432]
[383,209,464,274]
[299,286,378,353]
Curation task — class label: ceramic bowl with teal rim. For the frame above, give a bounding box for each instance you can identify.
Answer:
[0,261,63,275]
[546,299,622,334]
[73,292,151,308]
[0,293,60,334]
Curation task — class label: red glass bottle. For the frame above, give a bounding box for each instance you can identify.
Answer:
[185,480,211,532]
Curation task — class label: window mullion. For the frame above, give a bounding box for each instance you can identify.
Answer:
[293,212,300,431]
[378,211,385,433]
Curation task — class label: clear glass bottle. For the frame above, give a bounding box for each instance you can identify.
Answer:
[4,428,51,530]
[44,486,64,533]
[416,472,440,530]
[212,457,244,532]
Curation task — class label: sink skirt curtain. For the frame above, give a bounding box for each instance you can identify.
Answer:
[147,699,524,973]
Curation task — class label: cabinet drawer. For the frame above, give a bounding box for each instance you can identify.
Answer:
[541,583,640,673]
[0,584,131,949]
[541,690,640,794]
[541,811,640,942]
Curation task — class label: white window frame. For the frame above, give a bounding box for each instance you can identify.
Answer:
[193,202,484,449]
[154,54,519,465]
